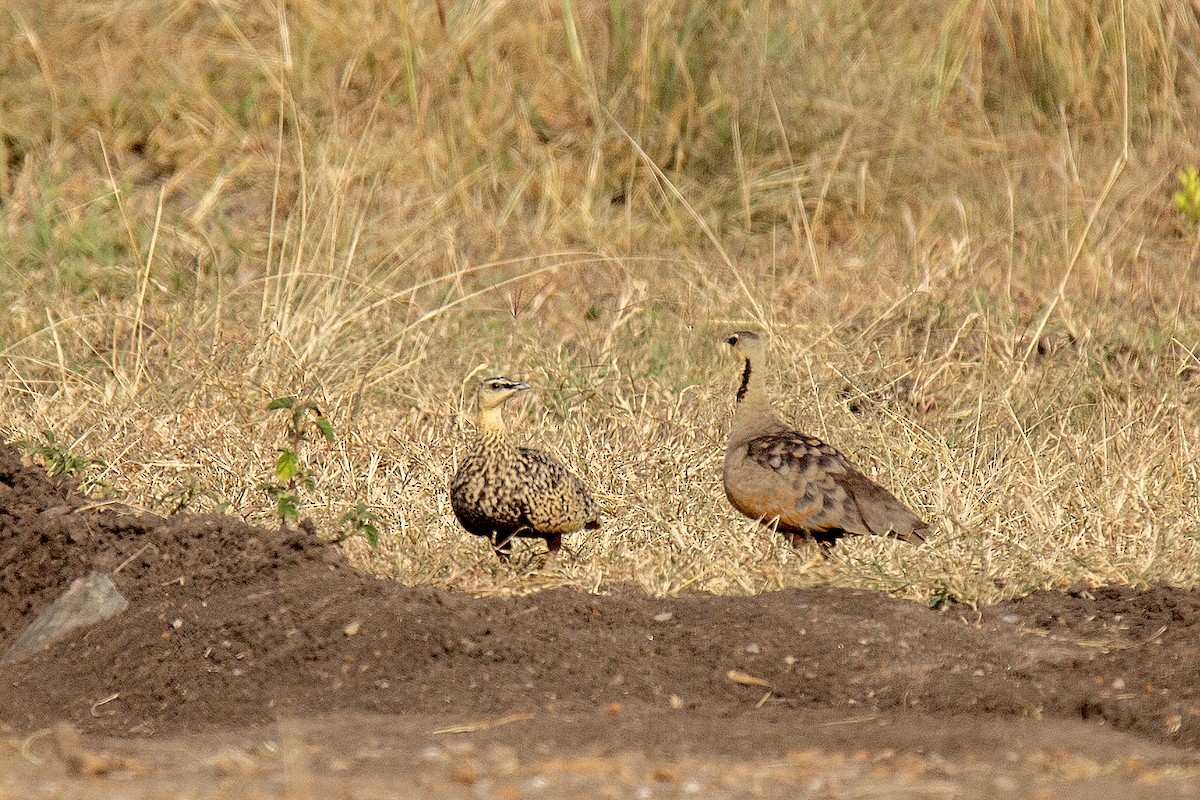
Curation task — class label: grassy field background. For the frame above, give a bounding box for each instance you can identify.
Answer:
[2,0,1200,605]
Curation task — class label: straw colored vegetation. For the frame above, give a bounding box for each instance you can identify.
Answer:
[2,0,1200,605]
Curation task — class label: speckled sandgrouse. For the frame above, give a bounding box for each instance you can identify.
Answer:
[450,377,600,560]
[721,331,927,547]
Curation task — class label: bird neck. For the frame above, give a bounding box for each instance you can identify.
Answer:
[730,356,786,442]
[476,404,510,445]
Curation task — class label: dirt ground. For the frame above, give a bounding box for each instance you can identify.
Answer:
[2,440,1199,798]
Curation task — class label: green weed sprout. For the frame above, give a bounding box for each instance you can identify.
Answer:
[1174,166,1200,228]
[257,396,334,524]
[159,479,228,516]
[15,430,109,496]
[335,503,380,548]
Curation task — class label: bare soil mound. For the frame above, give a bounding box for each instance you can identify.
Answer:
[1,437,1198,786]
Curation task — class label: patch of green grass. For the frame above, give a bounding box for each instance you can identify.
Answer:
[1175,166,1200,228]
[2,175,138,298]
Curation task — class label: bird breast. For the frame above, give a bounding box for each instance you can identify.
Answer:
[451,444,526,531]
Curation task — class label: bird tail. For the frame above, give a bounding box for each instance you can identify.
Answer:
[895,526,927,545]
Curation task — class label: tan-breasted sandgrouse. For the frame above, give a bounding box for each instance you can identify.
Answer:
[721,332,927,546]
[450,377,600,559]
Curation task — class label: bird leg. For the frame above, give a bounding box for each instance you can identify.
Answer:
[492,532,514,561]
[787,532,835,557]
[545,533,563,558]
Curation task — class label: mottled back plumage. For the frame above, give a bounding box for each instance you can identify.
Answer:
[450,377,600,559]
[720,332,927,546]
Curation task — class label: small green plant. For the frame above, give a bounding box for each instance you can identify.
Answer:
[15,430,110,495]
[256,396,335,524]
[1174,166,1200,228]
[159,479,228,516]
[335,504,381,548]
[929,582,960,610]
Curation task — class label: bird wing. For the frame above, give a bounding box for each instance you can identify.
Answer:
[728,433,860,534]
[830,469,928,543]
[516,447,600,533]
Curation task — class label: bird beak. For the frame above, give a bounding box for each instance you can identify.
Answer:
[512,381,531,392]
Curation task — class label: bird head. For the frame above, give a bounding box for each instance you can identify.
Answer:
[722,331,766,359]
[476,377,531,411]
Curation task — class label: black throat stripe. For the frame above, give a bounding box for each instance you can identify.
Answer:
[736,359,751,402]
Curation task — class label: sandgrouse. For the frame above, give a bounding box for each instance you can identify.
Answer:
[450,377,600,560]
[721,332,927,547]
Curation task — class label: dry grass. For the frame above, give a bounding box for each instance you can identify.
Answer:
[3,0,1200,605]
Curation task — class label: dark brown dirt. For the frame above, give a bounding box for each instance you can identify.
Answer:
[2,438,1199,797]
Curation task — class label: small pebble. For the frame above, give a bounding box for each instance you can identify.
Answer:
[654,612,674,623]
[1001,614,1021,625]
[745,643,761,654]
